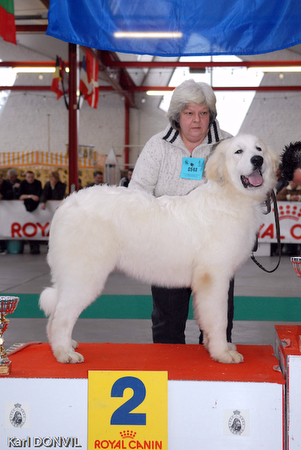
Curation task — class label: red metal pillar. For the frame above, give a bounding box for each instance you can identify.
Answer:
[124,97,130,169]
[68,43,79,192]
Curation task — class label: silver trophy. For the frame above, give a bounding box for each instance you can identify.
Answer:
[0,296,19,375]
[291,257,301,278]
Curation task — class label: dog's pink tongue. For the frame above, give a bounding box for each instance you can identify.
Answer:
[249,170,263,187]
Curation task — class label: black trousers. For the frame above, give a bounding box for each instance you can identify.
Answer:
[151,279,234,344]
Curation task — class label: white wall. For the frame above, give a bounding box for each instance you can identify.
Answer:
[0,40,125,164]
[239,48,301,153]
[239,72,301,154]
[129,92,168,165]
[1,39,301,168]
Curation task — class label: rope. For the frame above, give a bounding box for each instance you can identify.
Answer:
[251,190,281,273]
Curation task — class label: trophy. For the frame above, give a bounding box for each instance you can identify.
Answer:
[290,258,301,351]
[291,257,301,278]
[0,296,19,375]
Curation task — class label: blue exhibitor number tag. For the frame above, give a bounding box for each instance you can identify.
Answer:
[180,157,205,180]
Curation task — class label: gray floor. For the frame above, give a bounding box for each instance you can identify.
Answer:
[0,241,300,350]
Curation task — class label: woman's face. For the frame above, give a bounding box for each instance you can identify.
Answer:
[50,175,58,185]
[25,173,35,184]
[293,168,301,185]
[179,103,210,148]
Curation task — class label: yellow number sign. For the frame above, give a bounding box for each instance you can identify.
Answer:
[88,371,168,450]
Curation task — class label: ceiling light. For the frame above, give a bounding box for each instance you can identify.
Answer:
[12,67,55,74]
[114,32,182,39]
[146,90,173,96]
[248,66,301,73]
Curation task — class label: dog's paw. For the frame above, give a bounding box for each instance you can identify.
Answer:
[71,339,79,349]
[53,347,84,364]
[227,342,237,351]
[228,350,244,363]
[212,349,244,364]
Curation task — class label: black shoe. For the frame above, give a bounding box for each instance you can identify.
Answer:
[30,249,40,254]
[30,243,40,254]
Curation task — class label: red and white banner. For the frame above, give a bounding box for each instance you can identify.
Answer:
[258,201,301,243]
[80,52,99,109]
[0,200,300,243]
[0,200,61,240]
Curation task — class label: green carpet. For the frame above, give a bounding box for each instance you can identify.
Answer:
[1,293,301,321]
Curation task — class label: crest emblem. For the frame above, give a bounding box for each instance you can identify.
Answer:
[9,403,26,428]
[228,409,245,435]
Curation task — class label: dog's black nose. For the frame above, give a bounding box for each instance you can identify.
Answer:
[251,155,263,168]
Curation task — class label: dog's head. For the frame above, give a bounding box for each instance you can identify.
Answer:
[205,134,279,198]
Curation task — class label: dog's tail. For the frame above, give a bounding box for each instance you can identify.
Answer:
[39,287,58,317]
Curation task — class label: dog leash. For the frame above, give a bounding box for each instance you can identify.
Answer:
[251,189,281,273]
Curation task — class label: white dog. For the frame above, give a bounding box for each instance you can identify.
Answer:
[39,134,278,364]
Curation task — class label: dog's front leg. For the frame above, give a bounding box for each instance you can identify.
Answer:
[192,273,243,364]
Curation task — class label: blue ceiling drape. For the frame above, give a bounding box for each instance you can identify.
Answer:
[47,0,301,56]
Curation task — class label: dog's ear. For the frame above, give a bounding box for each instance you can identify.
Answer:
[268,146,281,174]
[205,140,228,183]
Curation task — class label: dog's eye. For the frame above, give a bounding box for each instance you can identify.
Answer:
[235,149,243,154]
[256,146,262,152]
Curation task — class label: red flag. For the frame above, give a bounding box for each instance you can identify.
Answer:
[0,0,16,44]
[51,56,64,100]
[84,51,99,109]
[79,55,89,97]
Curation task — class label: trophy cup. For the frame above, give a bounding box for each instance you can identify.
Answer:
[0,296,19,375]
[291,257,301,278]
[290,258,301,351]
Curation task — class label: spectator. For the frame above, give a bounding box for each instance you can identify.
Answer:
[119,168,133,187]
[6,169,21,199]
[276,140,301,193]
[19,171,42,254]
[40,171,66,209]
[0,173,12,254]
[86,170,105,187]
[0,173,13,200]
[274,141,301,256]
[276,180,301,256]
[277,180,301,202]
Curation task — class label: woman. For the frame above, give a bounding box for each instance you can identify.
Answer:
[40,171,66,209]
[129,79,234,344]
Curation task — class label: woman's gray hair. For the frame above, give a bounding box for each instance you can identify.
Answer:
[166,79,217,130]
[7,169,18,176]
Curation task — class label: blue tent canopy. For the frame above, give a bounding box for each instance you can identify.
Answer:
[47,0,301,56]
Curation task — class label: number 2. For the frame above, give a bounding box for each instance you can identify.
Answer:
[110,376,146,425]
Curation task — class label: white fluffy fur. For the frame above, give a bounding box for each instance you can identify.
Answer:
[39,134,278,364]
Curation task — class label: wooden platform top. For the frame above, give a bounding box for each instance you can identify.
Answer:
[7,343,284,384]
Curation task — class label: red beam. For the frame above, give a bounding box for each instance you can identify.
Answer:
[1,60,301,69]
[16,25,48,33]
[68,43,79,192]
[0,61,66,68]
[2,85,301,92]
[0,86,52,90]
[107,60,301,69]
[128,85,301,92]
[124,98,130,168]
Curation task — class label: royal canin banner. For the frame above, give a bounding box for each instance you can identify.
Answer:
[0,201,300,244]
[0,200,61,241]
[259,202,301,244]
